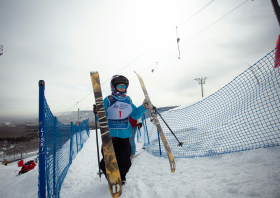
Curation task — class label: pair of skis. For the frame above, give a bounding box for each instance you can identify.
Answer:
[90,72,176,198]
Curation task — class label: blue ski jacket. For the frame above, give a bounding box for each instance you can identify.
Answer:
[103,95,146,139]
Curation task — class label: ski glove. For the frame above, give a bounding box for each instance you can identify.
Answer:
[138,123,142,130]
[142,99,149,110]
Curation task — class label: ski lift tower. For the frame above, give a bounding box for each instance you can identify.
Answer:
[194,77,207,98]
[0,45,3,56]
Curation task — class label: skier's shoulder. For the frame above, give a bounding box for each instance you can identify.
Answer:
[126,95,132,100]
[104,96,109,102]
[103,95,112,107]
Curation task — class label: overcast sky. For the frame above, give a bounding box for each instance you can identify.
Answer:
[0,0,279,119]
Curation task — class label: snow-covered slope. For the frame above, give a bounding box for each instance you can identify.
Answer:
[0,156,38,198]
[1,130,280,198]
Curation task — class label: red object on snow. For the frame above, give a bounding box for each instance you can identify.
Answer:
[274,35,280,68]
[23,165,29,170]
[32,161,36,166]
[28,164,34,170]
[18,160,24,167]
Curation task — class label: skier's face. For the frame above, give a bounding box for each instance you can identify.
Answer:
[116,84,126,92]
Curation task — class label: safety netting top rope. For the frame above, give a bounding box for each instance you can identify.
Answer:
[39,97,90,198]
[141,47,280,158]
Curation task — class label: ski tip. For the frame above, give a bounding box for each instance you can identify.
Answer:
[90,71,98,76]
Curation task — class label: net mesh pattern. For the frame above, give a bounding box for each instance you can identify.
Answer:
[141,47,280,158]
[42,98,90,197]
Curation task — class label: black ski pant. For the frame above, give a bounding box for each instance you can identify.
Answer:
[99,137,132,181]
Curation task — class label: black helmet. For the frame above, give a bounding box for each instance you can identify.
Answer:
[111,75,129,88]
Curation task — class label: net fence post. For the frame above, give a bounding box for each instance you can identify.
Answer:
[154,111,162,156]
[38,80,46,198]
[70,122,73,165]
[53,117,57,196]
[75,125,78,154]
[79,124,82,149]
[86,119,90,136]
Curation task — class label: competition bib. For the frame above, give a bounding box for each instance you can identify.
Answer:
[107,95,132,129]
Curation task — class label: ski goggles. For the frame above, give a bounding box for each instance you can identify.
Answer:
[117,84,128,89]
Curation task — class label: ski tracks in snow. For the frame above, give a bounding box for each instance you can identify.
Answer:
[60,131,280,198]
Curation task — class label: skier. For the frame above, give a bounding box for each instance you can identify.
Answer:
[128,116,142,157]
[99,75,148,185]
[19,164,29,174]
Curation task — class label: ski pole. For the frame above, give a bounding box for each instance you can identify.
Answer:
[153,106,183,147]
[94,104,102,180]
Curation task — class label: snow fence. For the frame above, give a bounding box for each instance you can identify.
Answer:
[141,47,280,158]
[38,81,90,198]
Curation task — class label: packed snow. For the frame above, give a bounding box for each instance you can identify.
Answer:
[1,130,280,198]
